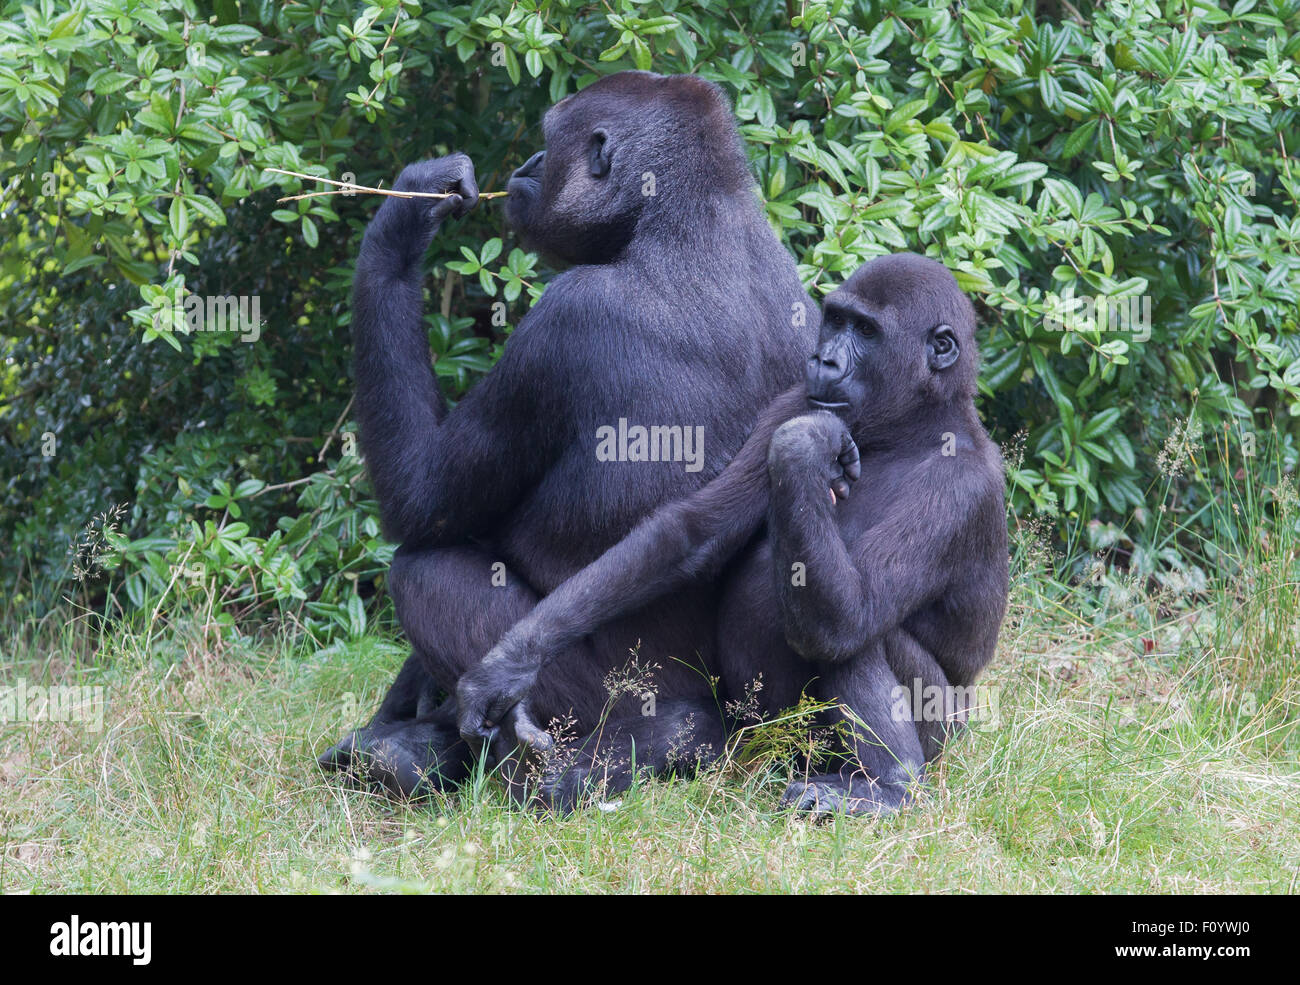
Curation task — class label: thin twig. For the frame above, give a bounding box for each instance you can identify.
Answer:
[250,474,320,498]
[265,167,506,202]
[318,394,355,462]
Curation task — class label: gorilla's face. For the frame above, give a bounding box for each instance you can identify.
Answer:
[504,84,649,266]
[804,295,874,417]
[806,253,976,438]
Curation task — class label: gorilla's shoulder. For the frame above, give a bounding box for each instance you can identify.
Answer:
[515,265,634,332]
[543,264,628,297]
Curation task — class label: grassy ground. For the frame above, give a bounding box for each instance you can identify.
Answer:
[2,538,1297,894]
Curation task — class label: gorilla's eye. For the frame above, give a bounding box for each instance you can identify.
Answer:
[588,129,612,178]
[854,317,878,338]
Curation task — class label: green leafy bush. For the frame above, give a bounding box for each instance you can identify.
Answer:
[2,0,1298,632]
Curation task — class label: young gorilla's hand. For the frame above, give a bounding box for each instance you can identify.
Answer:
[767,411,862,503]
[368,153,480,267]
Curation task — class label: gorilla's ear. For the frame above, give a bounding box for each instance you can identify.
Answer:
[588,128,613,178]
[927,324,960,372]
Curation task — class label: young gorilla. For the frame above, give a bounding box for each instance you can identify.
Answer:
[319,72,815,796]
[458,253,1009,815]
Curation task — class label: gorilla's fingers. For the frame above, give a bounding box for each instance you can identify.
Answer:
[429,194,463,225]
[451,172,479,218]
[508,703,554,754]
[400,152,479,224]
[434,152,479,218]
[464,722,496,760]
[838,431,861,481]
[454,692,493,755]
[827,427,859,504]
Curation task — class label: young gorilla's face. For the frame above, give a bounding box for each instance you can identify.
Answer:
[806,253,976,437]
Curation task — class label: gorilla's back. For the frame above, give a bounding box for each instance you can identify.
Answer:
[495,219,812,595]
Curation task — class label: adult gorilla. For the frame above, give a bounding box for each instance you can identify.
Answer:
[459,254,1008,814]
[319,72,815,794]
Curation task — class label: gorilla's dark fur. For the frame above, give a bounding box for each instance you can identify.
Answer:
[319,72,815,795]
[463,254,1009,815]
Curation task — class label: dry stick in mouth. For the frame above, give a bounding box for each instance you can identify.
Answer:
[265,167,508,203]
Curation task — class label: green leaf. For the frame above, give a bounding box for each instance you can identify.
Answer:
[992,162,1047,190]
[1081,407,1121,439]
[1029,347,1070,412]
[347,594,367,637]
[1106,431,1136,470]
[860,197,911,221]
[210,25,262,44]
[185,194,226,227]
[169,197,188,242]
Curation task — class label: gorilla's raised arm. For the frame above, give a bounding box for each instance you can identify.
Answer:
[352,154,565,546]
[455,385,817,740]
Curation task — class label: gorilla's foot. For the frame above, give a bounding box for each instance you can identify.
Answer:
[537,757,619,815]
[537,700,726,813]
[318,730,361,774]
[318,719,471,798]
[535,740,639,814]
[779,774,914,818]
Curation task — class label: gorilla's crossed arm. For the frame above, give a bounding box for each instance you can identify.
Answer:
[459,254,1008,816]
[456,406,975,739]
[455,383,809,736]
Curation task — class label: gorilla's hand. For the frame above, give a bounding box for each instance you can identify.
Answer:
[768,412,862,503]
[393,153,479,220]
[368,153,479,267]
[455,642,553,757]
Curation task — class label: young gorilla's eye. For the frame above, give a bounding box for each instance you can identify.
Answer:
[855,318,877,338]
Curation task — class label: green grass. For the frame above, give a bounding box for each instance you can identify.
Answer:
[2,549,1296,893]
